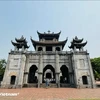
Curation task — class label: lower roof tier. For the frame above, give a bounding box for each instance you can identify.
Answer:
[11,41,29,49]
[69,41,87,49]
[31,38,68,49]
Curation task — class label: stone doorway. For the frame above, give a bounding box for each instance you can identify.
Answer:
[82,76,88,85]
[10,75,16,85]
[43,65,55,83]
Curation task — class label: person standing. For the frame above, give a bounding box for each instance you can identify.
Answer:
[45,78,49,88]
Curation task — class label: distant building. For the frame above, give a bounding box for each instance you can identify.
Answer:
[1,31,96,88]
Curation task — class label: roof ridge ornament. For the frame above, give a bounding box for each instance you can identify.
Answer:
[48,30,50,34]
[21,35,24,39]
[75,36,78,40]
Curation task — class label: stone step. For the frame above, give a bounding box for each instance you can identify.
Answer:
[40,83,57,88]
[23,83,73,88]
[23,83,38,88]
[60,83,71,87]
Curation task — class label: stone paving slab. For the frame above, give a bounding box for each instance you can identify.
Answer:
[0,88,100,100]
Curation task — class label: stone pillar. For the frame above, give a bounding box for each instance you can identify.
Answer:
[69,74,71,84]
[17,55,26,88]
[24,48,27,53]
[38,52,43,87]
[43,46,46,52]
[14,46,18,51]
[72,54,79,88]
[23,56,29,85]
[24,72,29,84]
[22,46,24,52]
[53,46,55,52]
[73,46,76,52]
[71,74,74,84]
[87,55,96,88]
[79,47,84,52]
[69,74,74,85]
[55,52,60,87]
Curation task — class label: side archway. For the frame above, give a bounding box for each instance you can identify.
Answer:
[28,65,38,83]
[60,65,70,83]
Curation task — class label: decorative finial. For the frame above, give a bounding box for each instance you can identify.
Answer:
[30,36,32,39]
[75,36,78,39]
[48,30,50,34]
[21,35,24,39]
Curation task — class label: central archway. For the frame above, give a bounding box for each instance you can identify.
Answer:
[28,65,38,83]
[43,65,55,83]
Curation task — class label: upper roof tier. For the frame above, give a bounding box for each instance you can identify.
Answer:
[11,36,29,49]
[73,36,83,43]
[31,37,68,49]
[37,30,61,40]
[15,35,26,43]
[69,36,87,49]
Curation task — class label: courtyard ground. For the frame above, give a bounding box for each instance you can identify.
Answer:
[0,87,100,100]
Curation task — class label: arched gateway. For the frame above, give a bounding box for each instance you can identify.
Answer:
[28,65,38,83]
[60,65,70,83]
[43,65,55,83]
[1,31,96,88]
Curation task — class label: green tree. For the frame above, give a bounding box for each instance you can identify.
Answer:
[0,59,6,81]
[91,57,100,80]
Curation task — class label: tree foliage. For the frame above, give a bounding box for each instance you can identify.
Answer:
[0,59,6,81]
[91,57,100,80]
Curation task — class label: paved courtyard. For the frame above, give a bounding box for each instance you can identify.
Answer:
[0,87,100,100]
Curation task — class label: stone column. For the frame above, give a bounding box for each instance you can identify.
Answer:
[55,52,60,87]
[43,46,46,52]
[71,74,74,84]
[53,46,55,52]
[36,46,38,51]
[24,48,27,53]
[14,46,18,51]
[23,56,29,85]
[79,47,84,52]
[87,55,96,88]
[17,55,26,88]
[38,52,43,87]
[72,54,79,88]
[60,46,62,51]
[69,74,74,85]
[69,74,71,84]
[22,46,24,52]
[73,46,76,52]
[24,72,29,84]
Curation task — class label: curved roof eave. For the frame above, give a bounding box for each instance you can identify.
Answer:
[31,37,68,49]
[73,38,83,43]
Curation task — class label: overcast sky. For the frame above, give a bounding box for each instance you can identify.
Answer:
[0,1,100,59]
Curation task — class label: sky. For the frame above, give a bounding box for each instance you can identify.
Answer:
[0,1,100,59]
